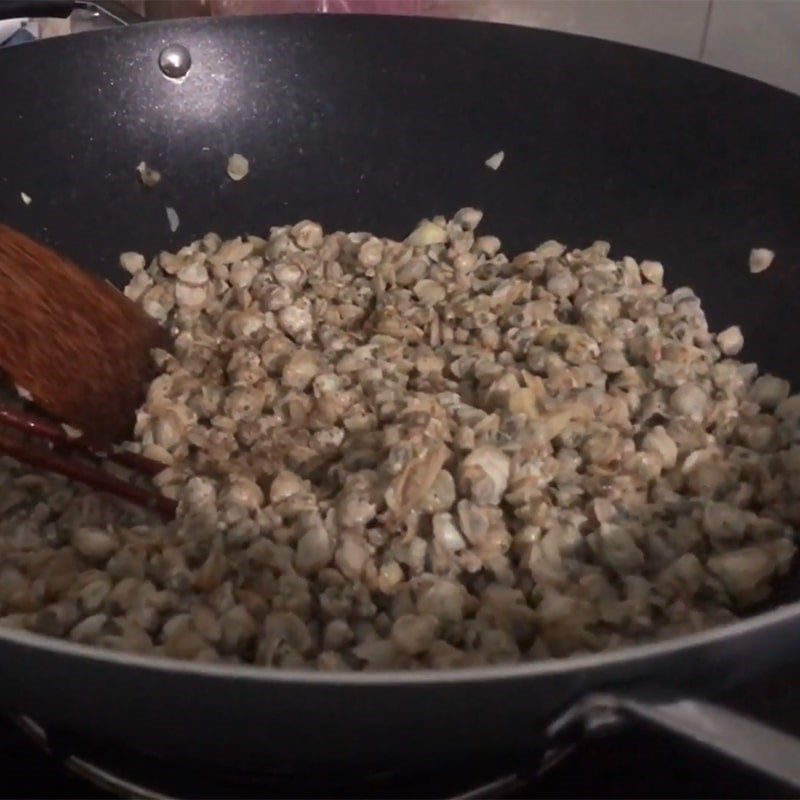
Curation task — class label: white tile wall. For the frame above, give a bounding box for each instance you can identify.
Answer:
[452,0,710,60]
[703,0,800,94]
[444,0,800,95]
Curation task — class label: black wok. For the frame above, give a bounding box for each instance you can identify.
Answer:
[2,9,800,786]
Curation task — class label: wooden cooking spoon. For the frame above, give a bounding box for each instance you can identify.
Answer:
[0,225,167,446]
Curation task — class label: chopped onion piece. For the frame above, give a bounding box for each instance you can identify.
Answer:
[61,423,83,440]
[227,153,249,181]
[749,248,775,274]
[406,220,447,247]
[166,206,180,233]
[137,161,162,187]
[485,151,505,171]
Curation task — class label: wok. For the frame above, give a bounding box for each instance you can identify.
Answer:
[2,6,800,788]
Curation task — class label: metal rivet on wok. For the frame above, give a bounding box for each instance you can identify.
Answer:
[158,44,192,80]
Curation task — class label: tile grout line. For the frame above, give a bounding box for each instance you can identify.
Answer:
[698,0,714,61]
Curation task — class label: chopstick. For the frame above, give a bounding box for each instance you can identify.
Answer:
[0,407,176,517]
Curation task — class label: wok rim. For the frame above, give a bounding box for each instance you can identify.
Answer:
[5,13,797,101]
[0,598,797,685]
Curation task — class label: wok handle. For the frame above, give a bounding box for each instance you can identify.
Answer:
[0,1,137,23]
[549,692,800,791]
[0,2,75,19]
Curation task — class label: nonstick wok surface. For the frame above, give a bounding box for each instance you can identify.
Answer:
[0,13,799,772]
[0,15,798,379]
